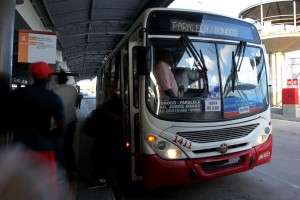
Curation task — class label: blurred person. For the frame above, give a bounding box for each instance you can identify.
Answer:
[76,92,83,109]
[53,70,78,180]
[83,80,122,189]
[154,49,178,98]
[9,61,65,196]
[75,84,83,109]
[0,144,74,200]
[75,84,80,93]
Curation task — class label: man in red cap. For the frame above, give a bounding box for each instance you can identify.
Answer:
[9,61,65,195]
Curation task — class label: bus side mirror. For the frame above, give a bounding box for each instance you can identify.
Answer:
[136,46,150,75]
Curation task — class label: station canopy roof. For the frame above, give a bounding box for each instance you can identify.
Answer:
[239,0,300,25]
[14,0,174,83]
[238,0,300,53]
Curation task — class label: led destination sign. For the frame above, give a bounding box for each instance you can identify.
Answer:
[171,20,201,33]
[148,11,261,44]
[170,19,252,40]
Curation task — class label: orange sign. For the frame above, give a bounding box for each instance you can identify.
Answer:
[18,29,57,64]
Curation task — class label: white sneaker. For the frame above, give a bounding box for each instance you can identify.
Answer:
[87,179,107,189]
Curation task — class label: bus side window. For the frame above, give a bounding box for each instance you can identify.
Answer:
[133,47,139,108]
[124,54,129,105]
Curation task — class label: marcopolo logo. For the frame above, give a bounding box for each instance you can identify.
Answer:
[217,143,228,154]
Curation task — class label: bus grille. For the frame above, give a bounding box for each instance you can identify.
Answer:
[176,124,259,143]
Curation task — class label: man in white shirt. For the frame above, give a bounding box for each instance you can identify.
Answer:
[53,71,78,180]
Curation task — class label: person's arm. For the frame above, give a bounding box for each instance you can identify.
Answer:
[53,95,66,135]
[55,118,66,134]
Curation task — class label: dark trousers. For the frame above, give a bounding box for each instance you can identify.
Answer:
[88,107,122,180]
[91,137,110,179]
[76,98,82,109]
[90,113,114,180]
[54,121,77,174]
[65,121,77,172]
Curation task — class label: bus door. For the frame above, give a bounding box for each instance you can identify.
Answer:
[119,48,132,180]
[126,41,143,182]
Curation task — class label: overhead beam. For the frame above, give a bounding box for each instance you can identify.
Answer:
[68,63,100,68]
[67,60,102,66]
[54,19,132,30]
[62,42,114,55]
[63,51,109,59]
[59,30,127,38]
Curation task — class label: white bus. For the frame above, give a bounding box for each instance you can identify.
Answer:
[96,8,272,189]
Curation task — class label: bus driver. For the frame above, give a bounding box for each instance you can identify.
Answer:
[153,49,178,99]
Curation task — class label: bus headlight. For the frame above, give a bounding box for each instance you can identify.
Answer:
[257,134,268,144]
[166,148,181,159]
[157,141,166,150]
[257,135,264,144]
[265,127,270,134]
[256,125,271,145]
[146,135,187,160]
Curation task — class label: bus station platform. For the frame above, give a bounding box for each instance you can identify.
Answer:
[271,107,300,122]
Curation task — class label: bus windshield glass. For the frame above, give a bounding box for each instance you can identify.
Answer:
[146,38,269,121]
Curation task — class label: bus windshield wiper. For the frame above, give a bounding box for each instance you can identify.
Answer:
[181,36,207,72]
[235,41,246,71]
[199,49,207,72]
[231,41,246,92]
[231,51,237,92]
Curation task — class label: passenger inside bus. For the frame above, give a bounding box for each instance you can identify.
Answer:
[172,68,197,97]
[153,49,178,99]
[171,47,208,98]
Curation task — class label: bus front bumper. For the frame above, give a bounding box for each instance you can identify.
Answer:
[143,134,272,189]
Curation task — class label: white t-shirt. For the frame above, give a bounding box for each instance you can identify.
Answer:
[53,84,78,124]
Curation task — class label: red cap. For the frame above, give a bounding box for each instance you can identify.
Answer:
[30,61,54,79]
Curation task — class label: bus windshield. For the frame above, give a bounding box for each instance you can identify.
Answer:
[146,38,269,121]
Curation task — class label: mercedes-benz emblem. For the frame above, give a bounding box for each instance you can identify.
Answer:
[217,143,228,154]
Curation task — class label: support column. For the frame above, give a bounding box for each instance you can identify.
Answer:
[270,52,286,107]
[0,0,16,145]
[0,0,16,95]
[0,0,15,123]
